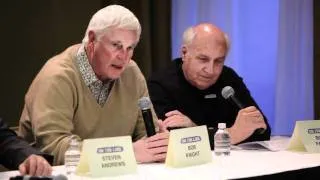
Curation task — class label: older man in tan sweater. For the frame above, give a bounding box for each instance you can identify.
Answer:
[19,5,168,165]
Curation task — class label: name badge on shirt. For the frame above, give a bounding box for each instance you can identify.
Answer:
[204,94,216,99]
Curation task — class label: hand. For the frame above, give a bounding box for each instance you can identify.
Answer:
[228,106,266,144]
[163,110,196,129]
[133,132,169,163]
[19,154,52,176]
[157,120,169,133]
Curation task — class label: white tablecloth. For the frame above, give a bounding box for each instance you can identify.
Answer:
[1,137,319,180]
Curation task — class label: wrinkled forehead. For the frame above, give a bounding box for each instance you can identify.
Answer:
[100,28,139,44]
[189,35,227,56]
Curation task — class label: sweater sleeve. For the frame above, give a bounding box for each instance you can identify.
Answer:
[20,69,79,165]
[229,69,271,143]
[0,118,53,169]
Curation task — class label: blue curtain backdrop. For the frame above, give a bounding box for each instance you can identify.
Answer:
[171,0,313,135]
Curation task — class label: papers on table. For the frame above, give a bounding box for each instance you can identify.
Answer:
[233,136,290,151]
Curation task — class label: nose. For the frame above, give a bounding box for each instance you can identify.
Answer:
[204,61,215,75]
[117,48,128,61]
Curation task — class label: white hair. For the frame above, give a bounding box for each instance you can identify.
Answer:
[182,27,196,46]
[82,5,141,45]
[182,26,231,54]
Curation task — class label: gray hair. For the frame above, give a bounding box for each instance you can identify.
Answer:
[82,5,141,45]
[182,26,230,54]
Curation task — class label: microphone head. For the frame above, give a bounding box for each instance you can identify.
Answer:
[138,97,152,110]
[221,86,235,99]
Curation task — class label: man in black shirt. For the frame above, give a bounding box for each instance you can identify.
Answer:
[148,23,271,146]
[0,117,52,175]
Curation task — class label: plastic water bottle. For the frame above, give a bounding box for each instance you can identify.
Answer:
[64,137,81,175]
[214,123,231,156]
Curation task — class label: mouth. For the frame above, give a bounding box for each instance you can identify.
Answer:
[199,75,213,81]
[111,64,123,70]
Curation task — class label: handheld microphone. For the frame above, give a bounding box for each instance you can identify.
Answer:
[221,86,265,134]
[221,86,244,109]
[9,174,67,180]
[138,97,156,137]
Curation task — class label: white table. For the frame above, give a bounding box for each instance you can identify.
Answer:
[1,137,320,180]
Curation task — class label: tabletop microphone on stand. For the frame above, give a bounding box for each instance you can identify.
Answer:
[138,97,156,137]
[221,86,266,134]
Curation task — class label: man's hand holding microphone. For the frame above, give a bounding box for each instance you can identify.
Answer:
[133,97,169,163]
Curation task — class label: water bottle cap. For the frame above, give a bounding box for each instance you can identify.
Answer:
[69,137,80,147]
[218,123,226,129]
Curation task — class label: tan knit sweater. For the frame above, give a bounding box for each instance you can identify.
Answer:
[19,44,158,165]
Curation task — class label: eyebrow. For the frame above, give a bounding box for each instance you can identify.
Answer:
[216,56,226,60]
[130,43,138,48]
[196,54,210,58]
[110,40,137,48]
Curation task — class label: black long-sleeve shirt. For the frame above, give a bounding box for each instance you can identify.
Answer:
[148,58,271,148]
[0,118,53,170]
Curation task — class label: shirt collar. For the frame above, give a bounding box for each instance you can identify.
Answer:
[76,45,99,86]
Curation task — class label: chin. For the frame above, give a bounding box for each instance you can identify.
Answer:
[107,75,120,80]
[196,82,213,90]
[197,86,210,90]
[108,72,123,80]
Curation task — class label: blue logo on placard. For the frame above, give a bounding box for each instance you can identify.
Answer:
[97,146,124,154]
[307,128,320,134]
[180,136,201,144]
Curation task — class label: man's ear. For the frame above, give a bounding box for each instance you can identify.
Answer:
[86,31,96,61]
[181,46,187,59]
[88,31,96,45]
